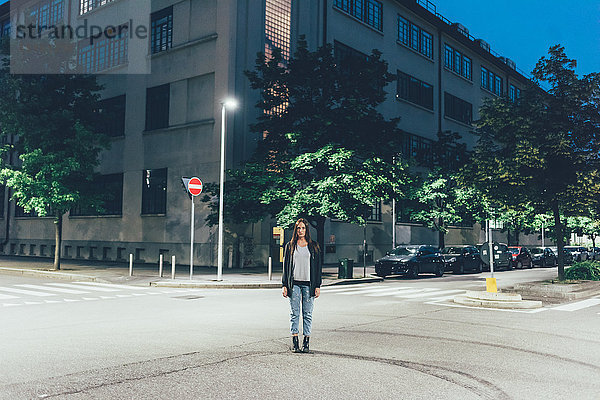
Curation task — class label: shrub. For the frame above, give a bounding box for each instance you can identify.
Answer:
[564,261,600,281]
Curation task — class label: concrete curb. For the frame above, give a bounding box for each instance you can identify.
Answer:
[453,291,542,309]
[150,281,282,289]
[0,267,102,282]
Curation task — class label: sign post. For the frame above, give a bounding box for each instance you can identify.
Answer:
[182,177,203,280]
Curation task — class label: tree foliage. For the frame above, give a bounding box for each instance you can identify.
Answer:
[464,45,600,279]
[0,39,109,269]
[203,38,411,252]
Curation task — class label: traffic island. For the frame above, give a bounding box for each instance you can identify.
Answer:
[502,280,600,304]
[453,290,543,309]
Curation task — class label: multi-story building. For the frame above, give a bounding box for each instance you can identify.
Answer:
[0,0,538,269]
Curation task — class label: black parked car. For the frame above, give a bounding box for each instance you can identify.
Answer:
[441,245,483,274]
[508,246,533,269]
[375,245,445,278]
[530,247,557,268]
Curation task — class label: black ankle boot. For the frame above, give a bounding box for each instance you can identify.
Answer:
[292,336,300,353]
[302,336,310,353]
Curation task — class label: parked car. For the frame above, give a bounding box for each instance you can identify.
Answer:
[441,245,483,274]
[589,247,600,261]
[564,246,589,262]
[549,246,575,264]
[478,243,512,271]
[529,247,557,268]
[375,245,445,278]
[508,246,533,269]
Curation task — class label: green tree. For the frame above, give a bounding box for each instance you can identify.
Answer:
[410,131,487,249]
[464,45,600,279]
[203,38,411,254]
[0,42,109,270]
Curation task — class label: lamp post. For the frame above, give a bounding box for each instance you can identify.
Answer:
[217,98,238,281]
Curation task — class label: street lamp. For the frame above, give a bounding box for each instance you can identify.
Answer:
[217,98,238,281]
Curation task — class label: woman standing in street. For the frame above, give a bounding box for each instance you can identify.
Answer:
[282,218,322,353]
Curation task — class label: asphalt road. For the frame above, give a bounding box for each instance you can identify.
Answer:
[1,269,599,399]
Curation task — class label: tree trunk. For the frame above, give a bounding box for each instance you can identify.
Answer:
[552,203,565,280]
[515,229,520,246]
[507,228,511,246]
[438,230,445,250]
[315,216,326,264]
[53,213,62,271]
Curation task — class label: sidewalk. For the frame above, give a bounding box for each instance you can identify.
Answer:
[0,256,382,288]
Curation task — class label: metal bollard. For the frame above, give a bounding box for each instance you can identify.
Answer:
[129,253,133,276]
[171,255,176,280]
[268,256,272,281]
[159,254,163,278]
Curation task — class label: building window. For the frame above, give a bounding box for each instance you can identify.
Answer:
[334,0,383,31]
[444,92,472,125]
[265,0,292,62]
[97,95,126,137]
[70,174,123,216]
[444,44,472,80]
[142,168,167,215]
[80,0,115,15]
[367,201,381,221]
[397,15,433,59]
[0,19,10,38]
[151,7,173,54]
[396,199,422,224]
[26,0,64,27]
[334,40,369,75]
[77,24,128,73]
[401,133,434,165]
[481,66,503,96]
[509,84,521,102]
[397,71,433,110]
[145,84,170,130]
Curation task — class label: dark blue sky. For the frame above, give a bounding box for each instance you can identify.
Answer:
[434,0,599,77]
[2,0,597,76]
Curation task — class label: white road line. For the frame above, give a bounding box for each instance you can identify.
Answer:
[0,293,19,300]
[337,286,413,295]
[74,282,149,290]
[24,301,44,305]
[82,297,99,301]
[116,294,133,298]
[391,288,439,298]
[100,296,116,299]
[0,287,57,297]
[45,283,120,292]
[368,288,435,297]
[63,299,81,302]
[15,284,89,294]
[398,289,465,299]
[321,286,380,293]
[551,299,600,312]
[131,293,147,296]
[428,301,548,313]
[44,300,62,304]
[428,292,467,302]
[3,303,23,307]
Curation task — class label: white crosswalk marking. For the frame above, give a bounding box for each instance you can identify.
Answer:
[0,287,57,297]
[398,289,465,299]
[368,288,435,297]
[45,283,120,292]
[337,287,412,295]
[15,284,89,294]
[551,299,600,312]
[74,282,149,290]
[321,286,375,293]
[0,293,19,300]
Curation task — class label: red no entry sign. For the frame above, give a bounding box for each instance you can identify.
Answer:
[188,177,203,196]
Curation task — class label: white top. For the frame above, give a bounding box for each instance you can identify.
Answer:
[293,244,311,282]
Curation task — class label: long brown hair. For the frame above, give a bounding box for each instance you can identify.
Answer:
[290,218,319,255]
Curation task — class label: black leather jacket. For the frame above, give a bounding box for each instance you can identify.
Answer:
[282,241,322,297]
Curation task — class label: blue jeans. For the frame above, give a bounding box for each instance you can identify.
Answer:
[289,284,314,336]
